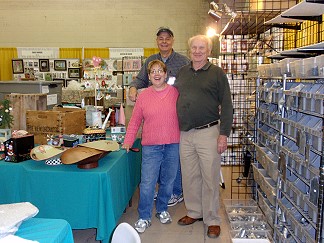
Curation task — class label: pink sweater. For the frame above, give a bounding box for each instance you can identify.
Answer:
[124,85,180,146]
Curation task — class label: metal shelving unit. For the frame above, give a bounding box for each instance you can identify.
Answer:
[215,0,297,200]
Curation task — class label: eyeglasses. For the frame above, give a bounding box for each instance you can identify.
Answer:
[149,69,164,74]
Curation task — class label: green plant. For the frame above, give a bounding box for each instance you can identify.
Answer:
[0,99,14,129]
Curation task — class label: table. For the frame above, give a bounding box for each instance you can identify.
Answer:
[15,218,74,243]
[0,139,141,243]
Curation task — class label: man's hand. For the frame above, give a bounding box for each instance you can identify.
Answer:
[217,135,228,154]
[128,87,138,102]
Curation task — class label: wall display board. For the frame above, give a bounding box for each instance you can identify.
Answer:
[12,58,80,84]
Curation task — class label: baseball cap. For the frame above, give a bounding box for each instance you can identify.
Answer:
[156,27,174,37]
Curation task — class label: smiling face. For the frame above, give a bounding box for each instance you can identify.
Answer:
[148,60,167,91]
[189,35,212,69]
[156,32,174,56]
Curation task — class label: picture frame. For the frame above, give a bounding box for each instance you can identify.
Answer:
[65,79,75,87]
[12,59,24,74]
[54,60,67,71]
[0,129,11,142]
[123,73,133,86]
[68,68,81,78]
[39,59,50,72]
[53,78,65,87]
[44,72,53,81]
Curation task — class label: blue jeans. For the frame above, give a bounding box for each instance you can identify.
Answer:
[157,159,182,196]
[173,162,182,196]
[138,144,179,220]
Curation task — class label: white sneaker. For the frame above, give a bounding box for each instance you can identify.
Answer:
[134,219,151,233]
[168,194,184,207]
[156,211,172,224]
[153,191,158,201]
[177,194,184,203]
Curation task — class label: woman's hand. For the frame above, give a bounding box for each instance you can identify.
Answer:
[121,144,131,153]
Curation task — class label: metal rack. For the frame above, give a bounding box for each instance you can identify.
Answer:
[256,70,324,242]
[216,0,297,200]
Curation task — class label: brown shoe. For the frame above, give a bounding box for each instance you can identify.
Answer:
[207,225,221,238]
[178,215,203,225]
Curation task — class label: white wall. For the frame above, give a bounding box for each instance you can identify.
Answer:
[0,0,211,52]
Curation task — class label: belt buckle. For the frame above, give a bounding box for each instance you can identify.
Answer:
[195,120,218,130]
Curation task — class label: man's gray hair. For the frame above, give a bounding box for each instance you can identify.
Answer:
[188,35,213,51]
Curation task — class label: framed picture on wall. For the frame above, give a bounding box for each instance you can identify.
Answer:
[44,73,53,81]
[54,60,67,71]
[68,68,81,78]
[12,59,24,74]
[53,78,65,87]
[65,79,75,87]
[39,59,50,72]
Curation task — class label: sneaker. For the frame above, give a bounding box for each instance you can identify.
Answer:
[177,194,184,203]
[168,194,184,207]
[153,191,158,201]
[134,219,151,233]
[156,211,172,224]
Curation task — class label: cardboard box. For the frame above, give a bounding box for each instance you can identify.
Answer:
[26,107,86,144]
[5,93,47,130]
[4,134,34,162]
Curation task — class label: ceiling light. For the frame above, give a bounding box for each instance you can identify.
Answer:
[208,2,237,22]
[208,9,222,22]
[210,1,219,11]
[206,27,219,38]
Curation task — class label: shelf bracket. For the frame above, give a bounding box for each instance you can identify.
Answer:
[306,0,324,3]
[281,15,322,23]
[270,23,301,30]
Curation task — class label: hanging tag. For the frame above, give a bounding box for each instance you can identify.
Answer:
[310,177,319,205]
[278,151,286,181]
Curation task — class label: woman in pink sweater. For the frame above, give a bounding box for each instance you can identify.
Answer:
[122,60,180,233]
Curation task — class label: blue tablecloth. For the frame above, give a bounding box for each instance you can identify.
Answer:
[15,218,74,243]
[0,140,141,243]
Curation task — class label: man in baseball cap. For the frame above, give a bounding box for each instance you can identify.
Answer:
[156,27,174,37]
[129,26,188,100]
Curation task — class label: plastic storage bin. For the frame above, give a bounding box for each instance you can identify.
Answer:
[264,152,279,181]
[274,226,297,243]
[279,58,300,77]
[284,83,305,110]
[231,230,272,243]
[294,59,306,78]
[257,189,275,228]
[314,84,324,114]
[271,62,281,77]
[302,83,322,112]
[304,195,318,224]
[223,199,258,208]
[304,55,324,77]
[257,64,267,77]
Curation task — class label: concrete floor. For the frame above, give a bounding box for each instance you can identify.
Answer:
[72,166,251,243]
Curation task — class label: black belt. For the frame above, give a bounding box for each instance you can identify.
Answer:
[195,120,219,130]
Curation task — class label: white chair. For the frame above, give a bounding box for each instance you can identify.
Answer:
[111,222,141,243]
